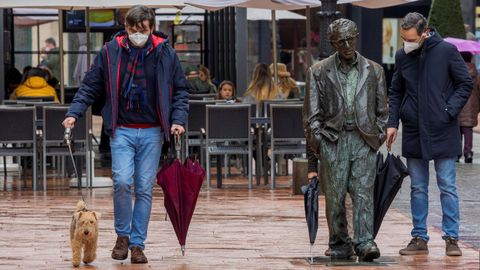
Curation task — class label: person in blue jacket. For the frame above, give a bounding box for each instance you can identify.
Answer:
[62,5,189,264]
[386,12,472,257]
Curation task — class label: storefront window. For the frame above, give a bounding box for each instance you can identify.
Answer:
[12,9,104,87]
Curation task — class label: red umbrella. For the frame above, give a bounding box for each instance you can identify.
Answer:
[156,136,205,255]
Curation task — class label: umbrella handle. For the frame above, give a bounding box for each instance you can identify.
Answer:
[174,131,181,160]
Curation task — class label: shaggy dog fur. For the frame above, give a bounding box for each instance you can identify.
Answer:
[70,200,100,267]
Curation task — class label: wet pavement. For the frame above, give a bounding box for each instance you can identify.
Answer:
[0,127,478,269]
[389,129,480,250]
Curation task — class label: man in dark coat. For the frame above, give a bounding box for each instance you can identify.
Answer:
[386,12,472,257]
[62,5,189,263]
[303,18,388,261]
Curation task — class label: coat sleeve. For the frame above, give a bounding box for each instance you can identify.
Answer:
[303,66,322,133]
[306,141,319,173]
[66,48,106,120]
[303,66,323,157]
[170,53,189,127]
[445,48,474,118]
[375,64,388,138]
[387,51,405,129]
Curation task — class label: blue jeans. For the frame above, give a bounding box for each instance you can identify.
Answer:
[407,158,460,241]
[110,127,162,249]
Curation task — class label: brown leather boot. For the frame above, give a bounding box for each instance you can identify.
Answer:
[399,237,428,255]
[445,237,462,256]
[111,236,129,260]
[131,246,148,264]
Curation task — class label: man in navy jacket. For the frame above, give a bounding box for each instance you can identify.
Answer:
[63,5,188,263]
[386,12,472,257]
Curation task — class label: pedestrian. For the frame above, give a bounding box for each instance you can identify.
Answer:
[386,12,472,257]
[303,18,388,261]
[40,37,60,81]
[243,63,284,103]
[270,63,300,99]
[62,5,189,264]
[458,52,480,163]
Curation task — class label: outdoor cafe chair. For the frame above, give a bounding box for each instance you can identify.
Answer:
[186,100,216,167]
[0,106,38,190]
[42,106,89,191]
[262,98,302,118]
[267,104,306,189]
[205,104,252,189]
[188,93,217,100]
[17,96,55,102]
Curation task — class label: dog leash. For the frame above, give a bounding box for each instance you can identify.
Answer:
[64,127,88,207]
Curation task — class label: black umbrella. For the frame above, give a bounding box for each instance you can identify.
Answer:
[373,152,409,238]
[302,176,320,261]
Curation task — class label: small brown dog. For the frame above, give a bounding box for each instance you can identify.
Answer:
[70,200,100,267]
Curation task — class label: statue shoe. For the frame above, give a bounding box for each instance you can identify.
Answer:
[330,243,354,259]
[355,241,381,262]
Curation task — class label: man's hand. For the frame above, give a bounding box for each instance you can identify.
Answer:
[307,172,318,180]
[62,117,76,129]
[171,124,185,135]
[386,127,398,152]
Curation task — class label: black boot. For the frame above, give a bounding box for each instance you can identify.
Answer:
[465,152,473,163]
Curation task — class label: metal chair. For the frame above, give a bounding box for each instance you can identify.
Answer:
[188,93,217,100]
[0,106,38,190]
[205,104,252,189]
[42,106,90,190]
[268,104,306,189]
[263,99,302,118]
[2,100,19,105]
[17,96,55,102]
[186,100,216,166]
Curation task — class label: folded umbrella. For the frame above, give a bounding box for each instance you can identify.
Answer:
[373,152,409,239]
[301,176,320,261]
[157,135,205,255]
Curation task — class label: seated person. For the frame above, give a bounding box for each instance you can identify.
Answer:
[243,63,284,103]
[186,65,216,94]
[5,67,22,99]
[270,63,300,99]
[11,67,59,102]
[216,80,240,103]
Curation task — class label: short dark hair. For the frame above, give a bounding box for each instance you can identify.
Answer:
[25,67,47,80]
[45,37,56,47]
[401,12,427,35]
[327,18,358,41]
[125,5,155,29]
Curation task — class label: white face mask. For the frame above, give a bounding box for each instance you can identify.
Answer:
[403,41,420,54]
[129,32,149,47]
[403,33,428,54]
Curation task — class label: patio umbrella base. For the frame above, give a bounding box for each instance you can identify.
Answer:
[304,256,396,266]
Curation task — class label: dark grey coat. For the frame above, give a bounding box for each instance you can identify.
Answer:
[387,30,473,160]
[303,52,388,155]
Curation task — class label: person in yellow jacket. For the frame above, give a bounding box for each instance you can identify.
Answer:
[11,67,59,102]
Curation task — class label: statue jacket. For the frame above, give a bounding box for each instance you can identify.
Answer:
[303,52,388,155]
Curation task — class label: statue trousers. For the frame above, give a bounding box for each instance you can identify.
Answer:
[318,130,376,249]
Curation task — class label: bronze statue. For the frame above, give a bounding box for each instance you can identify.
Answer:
[303,18,388,261]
